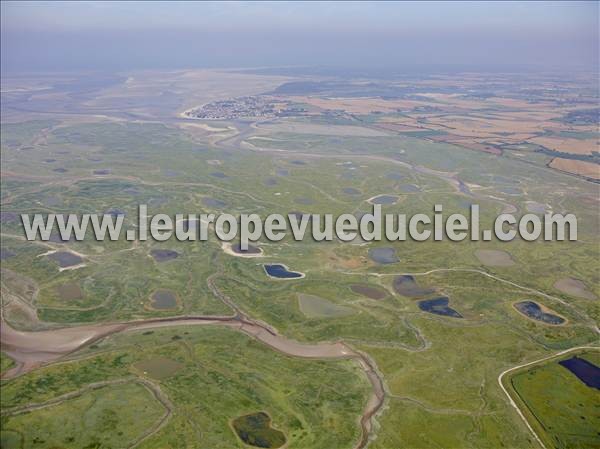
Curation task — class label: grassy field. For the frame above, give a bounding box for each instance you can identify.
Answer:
[1,382,166,449]
[505,349,600,449]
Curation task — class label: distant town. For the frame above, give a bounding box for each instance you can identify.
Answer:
[184,95,308,120]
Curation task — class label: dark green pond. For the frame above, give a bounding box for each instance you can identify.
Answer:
[150,289,177,309]
[232,412,286,448]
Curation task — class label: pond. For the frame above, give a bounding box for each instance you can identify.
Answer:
[133,357,183,380]
[525,201,547,214]
[210,171,228,179]
[474,249,515,267]
[297,294,354,318]
[418,297,463,318]
[202,197,227,208]
[350,284,388,300]
[163,169,179,177]
[150,289,178,309]
[56,282,84,301]
[48,251,83,268]
[369,195,398,205]
[264,264,304,279]
[393,275,436,297]
[42,195,63,207]
[558,357,600,389]
[0,212,18,224]
[150,249,179,262]
[0,249,15,260]
[343,187,361,195]
[368,247,398,264]
[553,278,597,300]
[513,301,565,325]
[232,412,286,449]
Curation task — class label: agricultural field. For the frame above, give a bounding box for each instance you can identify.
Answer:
[1,68,599,448]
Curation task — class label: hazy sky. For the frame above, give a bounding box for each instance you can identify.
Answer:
[2,1,598,72]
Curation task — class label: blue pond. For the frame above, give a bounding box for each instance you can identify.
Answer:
[418,297,462,318]
[558,357,600,389]
[514,301,565,325]
[264,264,303,279]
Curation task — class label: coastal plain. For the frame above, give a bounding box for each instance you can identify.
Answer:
[1,69,599,448]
